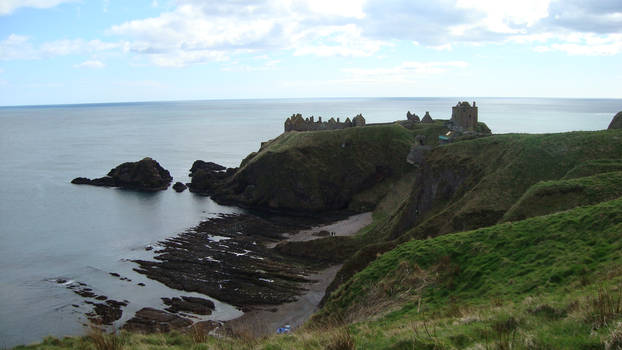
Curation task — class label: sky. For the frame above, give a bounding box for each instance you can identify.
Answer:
[0,0,621,105]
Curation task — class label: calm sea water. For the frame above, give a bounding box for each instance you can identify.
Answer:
[0,97,620,347]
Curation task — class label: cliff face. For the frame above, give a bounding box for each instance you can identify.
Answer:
[209,124,418,213]
[391,130,622,241]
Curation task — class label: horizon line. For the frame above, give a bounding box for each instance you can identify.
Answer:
[2,96,622,108]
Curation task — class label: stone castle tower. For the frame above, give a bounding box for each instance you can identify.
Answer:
[451,101,478,130]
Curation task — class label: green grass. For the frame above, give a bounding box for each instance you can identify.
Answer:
[563,159,622,180]
[503,170,622,222]
[391,130,622,240]
[321,196,622,320]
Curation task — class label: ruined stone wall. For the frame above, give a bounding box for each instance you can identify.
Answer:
[451,101,478,130]
[284,113,365,132]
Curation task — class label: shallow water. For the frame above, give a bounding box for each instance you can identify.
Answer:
[0,97,620,347]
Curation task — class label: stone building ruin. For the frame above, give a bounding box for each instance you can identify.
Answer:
[284,113,366,132]
[406,111,420,122]
[450,101,478,131]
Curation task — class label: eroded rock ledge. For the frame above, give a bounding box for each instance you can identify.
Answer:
[132,213,334,308]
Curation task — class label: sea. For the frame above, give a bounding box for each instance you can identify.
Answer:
[0,97,621,347]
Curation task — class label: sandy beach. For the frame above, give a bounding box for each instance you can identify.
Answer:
[266,212,372,248]
[226,212,372,337]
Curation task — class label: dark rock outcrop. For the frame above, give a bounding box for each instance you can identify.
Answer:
[608,111,622,130]
[162,296,215,315]
[197,125,413,213]
[107,157,172,190]
[71,157,172,191]
[122,308,192,333]
[70,177,91,185]
[172,182,187,192]
[86,300,127,325]
[189,160,226,176]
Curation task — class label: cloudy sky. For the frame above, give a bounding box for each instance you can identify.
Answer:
[0,0,621,105]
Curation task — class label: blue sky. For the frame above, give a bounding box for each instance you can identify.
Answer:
[0,0,621,105]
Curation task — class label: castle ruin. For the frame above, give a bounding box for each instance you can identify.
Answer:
[284,113,366,132]
[450,101,478,131]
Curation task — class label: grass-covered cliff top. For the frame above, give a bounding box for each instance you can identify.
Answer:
[214,121,453,212]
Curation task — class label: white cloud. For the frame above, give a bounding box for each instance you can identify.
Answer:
[293,24,387,57]
[74,59,105,68]
[0,0,76,15]
[223,57,281,72]
[3,0,622,69]
[534,33,622,55]
[0,34,37,59]
[456,0,551,33]
[341,61,469,83]
[0,34,122,60]
[107,0,383,66]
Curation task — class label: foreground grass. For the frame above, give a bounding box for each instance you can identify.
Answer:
[17,279,622,349]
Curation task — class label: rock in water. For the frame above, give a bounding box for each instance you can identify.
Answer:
[122,308,192,333]
[189,160,226,176]
[608,111,622,130]
[71,177,91,185]
[172,182,187,192]
[107,157,172,191]
[90,176,116,187]
[162,296,215,315]
[71,157,172,191]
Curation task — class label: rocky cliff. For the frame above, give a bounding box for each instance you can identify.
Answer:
[191,124,431,213]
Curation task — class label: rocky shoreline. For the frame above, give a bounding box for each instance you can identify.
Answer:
[111,211,371,335]
[132,213,339,308]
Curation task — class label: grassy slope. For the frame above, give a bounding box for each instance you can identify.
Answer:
[315,196,622,348]
[503,170,622,222]
[562,159,622,180]
[393,130,622,240]
[319,130,622,308]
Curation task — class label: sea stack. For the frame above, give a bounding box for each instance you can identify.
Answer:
[71,157,172,191]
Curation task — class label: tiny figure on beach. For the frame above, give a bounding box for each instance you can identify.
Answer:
[277,324,291,334]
